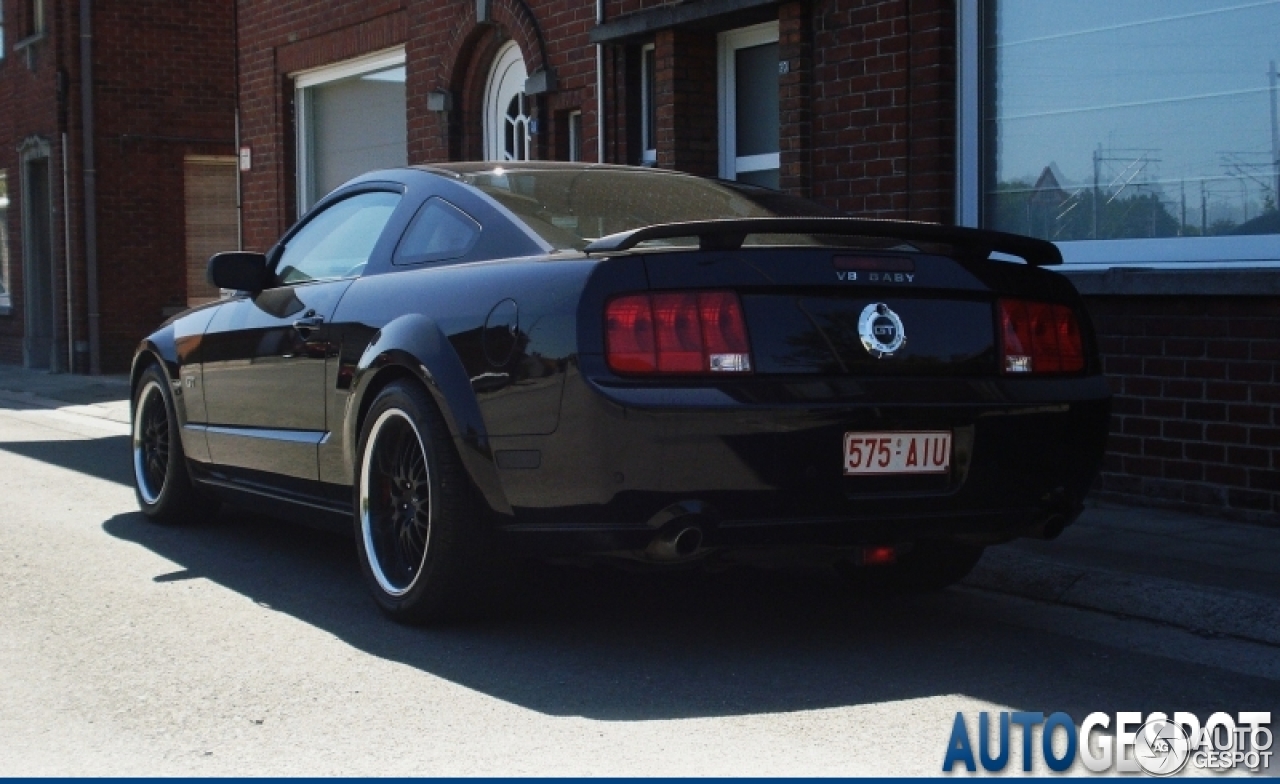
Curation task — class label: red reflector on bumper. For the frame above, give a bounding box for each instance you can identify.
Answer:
[861,545,897,566]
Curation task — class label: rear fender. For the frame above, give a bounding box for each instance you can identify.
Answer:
[345,313,513,517]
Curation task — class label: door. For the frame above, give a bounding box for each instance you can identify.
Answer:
[483,42,531,162]
[183,156,238,307]
[199,189,402,498]
[22,157,57,370]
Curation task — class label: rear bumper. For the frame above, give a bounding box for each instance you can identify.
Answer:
[486,371,1111,555]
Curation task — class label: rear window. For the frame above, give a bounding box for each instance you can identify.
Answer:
[459,168,843,251]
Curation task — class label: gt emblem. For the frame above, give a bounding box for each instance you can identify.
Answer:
[858,303,906,358]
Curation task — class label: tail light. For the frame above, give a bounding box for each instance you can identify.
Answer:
[998,299,1085,374]
[606,290,752,375]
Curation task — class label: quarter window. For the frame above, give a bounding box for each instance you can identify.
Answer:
[276,191,401,285]
[394,198,481,265]
[963,0,1280,265]
[718,23,780,189]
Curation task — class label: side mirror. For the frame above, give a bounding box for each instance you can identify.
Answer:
[207,251,271,293]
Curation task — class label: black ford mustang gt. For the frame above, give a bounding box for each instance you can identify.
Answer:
[131,162,1110,623]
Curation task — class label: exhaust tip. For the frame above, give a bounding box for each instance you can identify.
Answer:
[672,526,703,557]
[646,525,705,561]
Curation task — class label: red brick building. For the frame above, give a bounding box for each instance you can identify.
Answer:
[232,0,1278,522]
[0,0,236,373]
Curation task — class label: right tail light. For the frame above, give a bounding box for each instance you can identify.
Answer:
[998,299,1084,374]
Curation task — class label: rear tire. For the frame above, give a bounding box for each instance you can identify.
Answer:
[353,380,492,624]
[835,541,984,595]
[132,364,213,524]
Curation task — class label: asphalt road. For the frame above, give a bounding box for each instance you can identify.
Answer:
[1,397,1276,776]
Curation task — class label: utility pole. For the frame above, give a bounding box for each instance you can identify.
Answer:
[1270,60,1279,210]
[1201,181,1208,235]
[1092,145,1101,239]
[1180,179,1186,235]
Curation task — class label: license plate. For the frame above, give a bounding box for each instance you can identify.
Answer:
[843,431,952,475]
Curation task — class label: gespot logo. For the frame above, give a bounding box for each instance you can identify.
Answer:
[942,710,1272,775]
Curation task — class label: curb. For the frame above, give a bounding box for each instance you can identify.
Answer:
[964,547,1280,647]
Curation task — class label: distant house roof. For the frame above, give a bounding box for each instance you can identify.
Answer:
[1029,164,1070,206]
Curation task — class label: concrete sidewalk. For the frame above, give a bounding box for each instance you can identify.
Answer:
[0,364,130,425]
[1,363,1277,647]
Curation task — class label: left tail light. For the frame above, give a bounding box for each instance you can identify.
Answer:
[998,298,1085,374]
[605,290,752,375]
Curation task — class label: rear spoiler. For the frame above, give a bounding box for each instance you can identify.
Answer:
[582,217,1063,267]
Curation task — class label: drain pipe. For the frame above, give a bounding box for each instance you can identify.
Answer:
[61,132,73,372]
[595,0,605,163]
[234,113,243,251]
[79,0,101,375]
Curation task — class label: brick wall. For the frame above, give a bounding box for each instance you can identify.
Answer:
[0,0,67,368]
[0,0,236,373]
[809,0,953,220]
[92,0,237,371]
[653,28,716,176]
[1084,294,1279,521]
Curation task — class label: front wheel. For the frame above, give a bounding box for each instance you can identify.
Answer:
[132,364,213,524]
[353,380,492,624]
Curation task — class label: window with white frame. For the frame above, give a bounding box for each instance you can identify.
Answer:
[718,23,780,189]
[294,49,407,214]
[0,171,9,313]
[484,42,532,162]
[640,44,657,164]
[960,1,1280,266]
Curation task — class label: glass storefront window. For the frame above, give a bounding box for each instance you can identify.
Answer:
[978,1,1279,253]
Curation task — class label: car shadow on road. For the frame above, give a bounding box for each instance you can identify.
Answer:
[103,508,1280,722]
[0,435,133,487]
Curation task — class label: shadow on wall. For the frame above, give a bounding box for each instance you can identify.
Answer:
[101,508,1280,722]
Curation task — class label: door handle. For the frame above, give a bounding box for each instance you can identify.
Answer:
[292,315,325,333]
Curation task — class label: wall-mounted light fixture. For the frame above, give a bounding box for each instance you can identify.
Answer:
[427,89,453,112]
[524,68,557,95]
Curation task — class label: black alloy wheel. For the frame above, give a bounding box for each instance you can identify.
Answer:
[133,379,170,506]
[360,408,433,596]
[354,380,495,624]
[131,364,210,524]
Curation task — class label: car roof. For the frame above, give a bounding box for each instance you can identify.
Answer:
[410,161,707,179]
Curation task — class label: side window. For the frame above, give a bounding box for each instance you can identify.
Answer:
[276,191,401,285]
[393,197,481,265]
